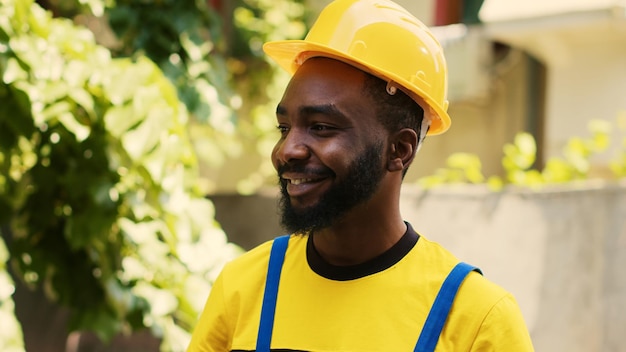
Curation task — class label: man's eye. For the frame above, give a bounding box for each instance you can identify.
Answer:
[311,124,333,131]
[277,125,289,133]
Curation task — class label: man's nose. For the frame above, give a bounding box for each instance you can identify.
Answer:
[274,128,310,163]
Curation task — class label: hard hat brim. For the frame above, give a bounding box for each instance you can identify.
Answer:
[263,40,451,135]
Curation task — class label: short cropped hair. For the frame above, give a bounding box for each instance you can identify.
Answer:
[362,73,425,135]
[362,73,425,177]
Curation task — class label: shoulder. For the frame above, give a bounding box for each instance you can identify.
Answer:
[466,290,535,350]
[416,236,515,312]
[219,238,273,281]
[219,235,306,289]
[414,237,533,350]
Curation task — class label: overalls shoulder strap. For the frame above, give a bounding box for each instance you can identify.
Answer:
[414,262,483,352]
[256,235,290,352]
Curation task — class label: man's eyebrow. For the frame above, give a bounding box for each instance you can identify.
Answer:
[300,104,347,120]
[276,104,287,116]
[276,104,348,120]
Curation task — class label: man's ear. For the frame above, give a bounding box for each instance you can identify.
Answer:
[387,128,418,172]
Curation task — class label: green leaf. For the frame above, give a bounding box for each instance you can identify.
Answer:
[68,88,95,120]
[58,111,91,141]
[121,106,171,161]
[104,105,138,138]
[542,158,572,183]
[40,81,69,104]
[102,59,150,105]
[515,132,537,156]
[486,176,503,191]
[133,282,177,318]
[118,218,162,245]
[2,57,28,84]
[39,100,71,123]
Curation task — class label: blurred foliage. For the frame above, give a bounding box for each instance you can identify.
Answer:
[609,111,626,177]
[228,0,308,193]
[30,0,307,193]
[0,0,309,349]
[104,0,243,181]
[101,0,306,193]
[0,236,24,352]
[419,117,625,191]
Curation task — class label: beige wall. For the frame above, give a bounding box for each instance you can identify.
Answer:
[545,31,626,164]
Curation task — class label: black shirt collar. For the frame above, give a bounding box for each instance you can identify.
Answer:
[306,222,419,281]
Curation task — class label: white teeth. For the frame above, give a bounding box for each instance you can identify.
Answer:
[291,178,312,185]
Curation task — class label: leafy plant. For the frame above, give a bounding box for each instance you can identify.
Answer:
[91,0,307,193]
[419,118,621,190]
[609,111,626,177]
[31,0,308,194]
[0,0,242,350]
[418,152,488,188]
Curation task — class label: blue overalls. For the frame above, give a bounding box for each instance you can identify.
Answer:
[256,235,481,352]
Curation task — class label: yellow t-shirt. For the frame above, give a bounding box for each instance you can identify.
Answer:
[188,225,534,351]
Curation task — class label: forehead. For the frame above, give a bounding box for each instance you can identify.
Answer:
[280,58,369,108]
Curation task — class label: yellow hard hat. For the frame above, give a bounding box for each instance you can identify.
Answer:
[263,0,450,135]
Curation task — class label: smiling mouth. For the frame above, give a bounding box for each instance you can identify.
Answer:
[278,166,333,196]
[281,175,328,198]
[290,178,314,185]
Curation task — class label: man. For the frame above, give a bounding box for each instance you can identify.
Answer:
[187,0,534,350]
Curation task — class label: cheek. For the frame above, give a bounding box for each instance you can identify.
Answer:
[319,142,361,169]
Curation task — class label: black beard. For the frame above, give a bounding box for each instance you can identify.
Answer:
[278,141,385,234]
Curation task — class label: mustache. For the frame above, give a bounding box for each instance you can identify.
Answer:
[276,162,334,179]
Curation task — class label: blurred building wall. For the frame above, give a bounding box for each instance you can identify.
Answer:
[482,1,626,171]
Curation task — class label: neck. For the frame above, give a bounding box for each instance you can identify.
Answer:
[311,189,406,266]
